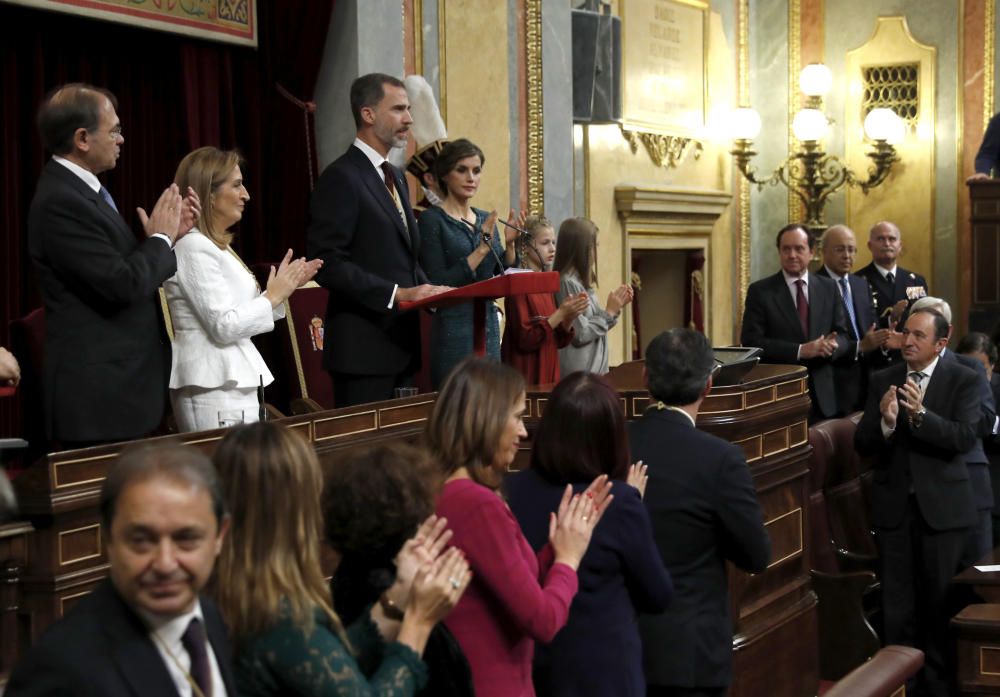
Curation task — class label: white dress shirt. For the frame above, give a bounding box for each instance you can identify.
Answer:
[353,137,401,309]
[139,600,228,697]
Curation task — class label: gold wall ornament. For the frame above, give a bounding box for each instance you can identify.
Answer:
[737,0,751,314]
[525,0,544,214]
[729,61,904,239]
[621,127,704,169]
[788,0,802,223]
[987,0,996,129]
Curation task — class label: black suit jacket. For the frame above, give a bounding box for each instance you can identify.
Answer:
[855,358,979,531]
[740,271,849,418]
[815,267,879,414]
[28,160,176,441]
[943,349,995,511]
[855,262,928,330]
[5,579,237,697]
[307,145,429,376]
[629,409,770,689]
[975,111,1000,174]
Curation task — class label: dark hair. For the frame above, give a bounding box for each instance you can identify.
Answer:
[424,357,525,490]
[350,73,405,129]
[645,328,716,405]
[775,223,813,250]
[322,442,439,621]
[37,83,118,155]
[531,372,629,484]
[957,331,998,365]
[909,308,949,341]
[323,442,438,562]
[554,217,598,288]
[100,442,224,530]
[433,138,486,194]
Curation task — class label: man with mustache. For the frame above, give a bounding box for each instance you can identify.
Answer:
[6,443,236,697]
[308,73,448,407]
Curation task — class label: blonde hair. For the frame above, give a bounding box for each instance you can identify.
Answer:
[174,146,243,248]
[554,217,598,288]
[209,423,345,645]
[520,215,554,270]
[424,357,525,490]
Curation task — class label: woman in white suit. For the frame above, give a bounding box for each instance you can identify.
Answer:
[164,147,321,432]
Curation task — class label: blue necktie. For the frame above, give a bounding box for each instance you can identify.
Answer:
[99,186,118,213]
[839,276,861,339]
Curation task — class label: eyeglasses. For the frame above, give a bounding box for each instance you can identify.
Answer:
[108,126,124,140]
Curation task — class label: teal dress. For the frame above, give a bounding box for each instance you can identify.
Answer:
[418,206,514,388]
[235,605,428,696]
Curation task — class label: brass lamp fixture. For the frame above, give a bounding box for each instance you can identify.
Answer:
[730,63,905,235]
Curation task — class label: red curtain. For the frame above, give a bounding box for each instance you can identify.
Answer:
[0,0,334,438]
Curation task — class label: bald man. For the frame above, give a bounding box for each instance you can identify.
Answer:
[856,221,928,370]
[815,225,888,414]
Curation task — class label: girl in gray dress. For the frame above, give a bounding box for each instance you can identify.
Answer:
[553,217,633,375]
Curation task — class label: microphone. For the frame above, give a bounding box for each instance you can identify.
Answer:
[461,218,507,275]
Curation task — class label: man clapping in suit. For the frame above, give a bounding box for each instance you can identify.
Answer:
[740,223,849,420]
[630,328,770,697]
[855,308,979,697]
[308,73,449,407]
[29,84,199,446]
[814,224,891,414]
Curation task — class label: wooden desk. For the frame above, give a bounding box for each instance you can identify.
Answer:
[8,363,816,697]
[954,550,1000,603]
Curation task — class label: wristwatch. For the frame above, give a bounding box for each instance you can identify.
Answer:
[910,406,926,428]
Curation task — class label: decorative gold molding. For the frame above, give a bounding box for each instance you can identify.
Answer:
[987,0,996,130]
[438,1,447,123]
[413,0,423,77]
[788,0,802,223]
[737,0,751,312]
[620,127,703,169]
[525,0,544,213]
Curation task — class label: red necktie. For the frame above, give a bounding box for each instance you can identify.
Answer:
[795,279,809,337]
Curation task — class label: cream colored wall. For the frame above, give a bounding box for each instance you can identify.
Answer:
[440,1,512,213]
[582,10,737,366]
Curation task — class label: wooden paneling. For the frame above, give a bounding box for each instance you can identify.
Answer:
[8,366,816,697]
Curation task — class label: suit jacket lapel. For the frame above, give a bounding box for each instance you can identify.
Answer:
[351,148,414,252]
[47,160,135,247]
[772,274,805,341]
[808,277,826,339]
[94,582,181,697]
[204,600,239,697]
[850,275,871,337]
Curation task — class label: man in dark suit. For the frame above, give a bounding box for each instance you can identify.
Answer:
[969,111,1000,180]
[29,83,196,446]
[911,297,997,568]
[308,73,448,407]
[855,308,979,697]
[856,221,928,357]
[629,328,770,697]
[740,223,849,420]
[815,224,889,414]
[6,443,236,696]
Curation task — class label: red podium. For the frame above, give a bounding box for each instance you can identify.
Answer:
[400,271,560,356]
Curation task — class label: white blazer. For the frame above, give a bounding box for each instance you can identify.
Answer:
[163,230,284,390]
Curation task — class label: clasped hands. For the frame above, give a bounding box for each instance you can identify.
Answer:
[263,249,324,307]
[800,332,839,359]
[879,377,924,430]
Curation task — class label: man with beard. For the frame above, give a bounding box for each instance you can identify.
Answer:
[308,73,448,407]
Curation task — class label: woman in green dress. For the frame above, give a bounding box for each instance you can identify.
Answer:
[210,422,470,696]
[418,139,519,388]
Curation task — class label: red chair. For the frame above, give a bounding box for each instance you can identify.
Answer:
[8,308,47,470]
[280,282,334,412]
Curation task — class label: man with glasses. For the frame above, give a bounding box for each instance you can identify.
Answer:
[815,224,891,414]
[29,83,197,446]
